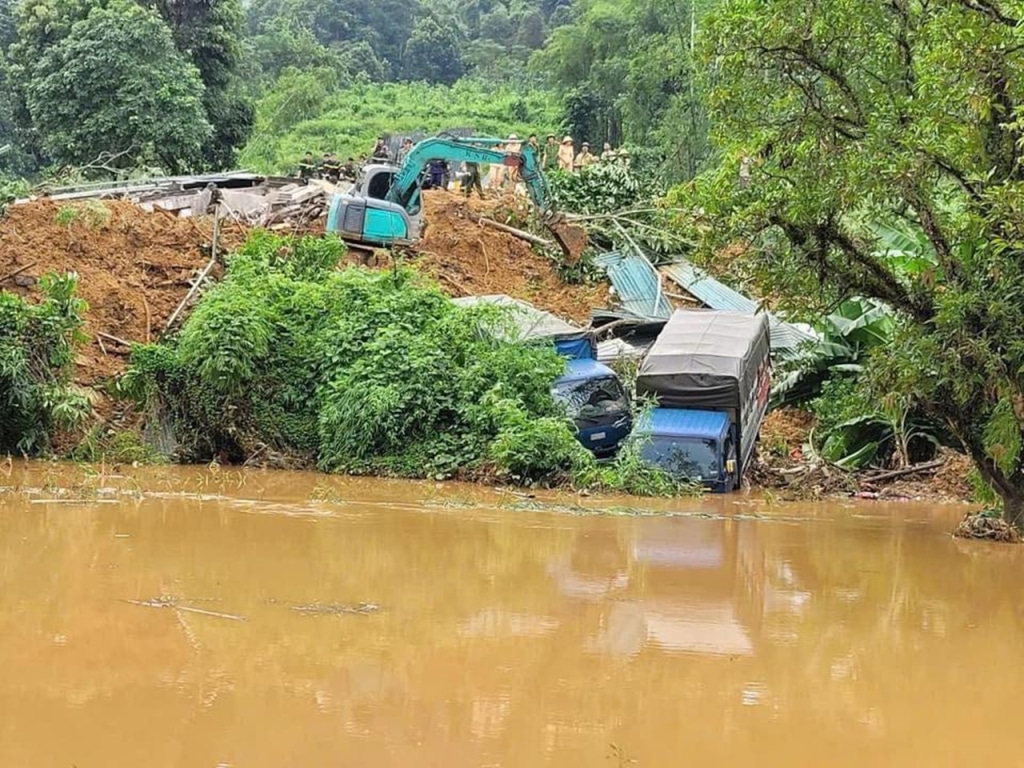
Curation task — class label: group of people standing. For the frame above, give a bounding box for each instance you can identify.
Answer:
[296,132,628,196]
[297,151,357,184]
[541,134,629,173]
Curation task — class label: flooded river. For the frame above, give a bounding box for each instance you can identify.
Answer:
[1,462,1022,767]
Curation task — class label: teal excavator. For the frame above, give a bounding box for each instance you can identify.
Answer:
[325,136,588,262]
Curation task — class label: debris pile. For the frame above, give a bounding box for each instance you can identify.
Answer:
[954,511,1020,543]
[133,177,330,232]
[0,199,245,384]
[413,191,608,324]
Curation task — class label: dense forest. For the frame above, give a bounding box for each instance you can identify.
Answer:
[1,0,1023,523]
[0,0,712,185]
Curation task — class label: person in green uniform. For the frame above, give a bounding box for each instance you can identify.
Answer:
[542,134,559,172]
[463,161,484,199]
[297,151,317,180]
[321,152,342,183]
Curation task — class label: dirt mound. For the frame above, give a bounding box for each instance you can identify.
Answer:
[761,407,816,450]
[0,200,246,385]
[412,190,608,324]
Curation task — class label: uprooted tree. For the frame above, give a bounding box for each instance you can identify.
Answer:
[694,0,1024,525]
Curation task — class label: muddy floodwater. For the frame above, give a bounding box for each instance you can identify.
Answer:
[1,463,1022,767]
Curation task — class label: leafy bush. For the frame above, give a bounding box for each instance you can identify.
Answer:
[575,433,702,498]
[0,273,90,454]
[125,231,585,481]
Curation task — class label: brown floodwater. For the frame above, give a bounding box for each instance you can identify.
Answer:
[1,461,1021,767]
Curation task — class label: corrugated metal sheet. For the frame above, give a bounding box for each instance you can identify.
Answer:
[594,250,673,320]
[452,294,583,341]
[660,261,817,358]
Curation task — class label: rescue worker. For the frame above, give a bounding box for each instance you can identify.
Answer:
[397,138,414,165]
[341,158,357,181]
[297,151,317,180]
[601,142,616,162]
[505,133,522,187]
[542,134,560,172]
[321,152,342,183]
[575,142,598,170]
[372,137,390,161]
[463,161,484,199]
[428,158,445,189]
[557,136,575,172]
[489,142,507,190]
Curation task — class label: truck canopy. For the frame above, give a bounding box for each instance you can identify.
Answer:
[636,310,770,409]
[453,294,594,359]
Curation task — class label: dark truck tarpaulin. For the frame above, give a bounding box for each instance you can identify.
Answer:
[636,309,771,474]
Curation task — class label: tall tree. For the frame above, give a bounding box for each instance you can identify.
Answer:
[697,0,1024,525]
[531,0,711,180]
[402,15,464,85]
[19,0,210,171]
[142,0,254,168]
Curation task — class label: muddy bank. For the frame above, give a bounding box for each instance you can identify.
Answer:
[412,191,608,324]
[0,192,605,384]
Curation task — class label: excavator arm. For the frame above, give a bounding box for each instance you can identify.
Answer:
[385,137,587,263]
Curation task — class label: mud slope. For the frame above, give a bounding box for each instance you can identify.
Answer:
[413,191,608,324]
[0,200,245,384]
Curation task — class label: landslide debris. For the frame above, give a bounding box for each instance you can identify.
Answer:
[0,200,245,385]
[0,191,606,392]
[413,190,608,324]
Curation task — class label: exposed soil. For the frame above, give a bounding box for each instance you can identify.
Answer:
[0,193,608,389]
[0,200,246,385]
[761,408,816,452]
[412,190,609,324]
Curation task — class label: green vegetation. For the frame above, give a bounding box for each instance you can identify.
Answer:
[690,0,1024,524]
[240,77,560,172]
[0,273,89,454]
[123,231,582,480]
[121,230,692,495]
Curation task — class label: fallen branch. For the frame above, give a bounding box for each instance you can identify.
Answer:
[862,459,944,484]
[165,212,221,332]
[121,598,247,622]
[0,261,38,284]
[477,238,491,276]
[141,293,151,343]
[478,216,554,247]
[438,273,471,295]
[97,331,133,347]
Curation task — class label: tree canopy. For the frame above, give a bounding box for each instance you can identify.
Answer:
[20,0,211,171]
[693,0,1024,522]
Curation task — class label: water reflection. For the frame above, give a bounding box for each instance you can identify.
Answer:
[1,464,1023,768]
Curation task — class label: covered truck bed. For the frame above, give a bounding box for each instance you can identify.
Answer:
[636,310,771,472]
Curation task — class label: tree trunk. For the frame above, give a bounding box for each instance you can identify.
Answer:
[1003,492,1024,531]
[949,418,1024,529]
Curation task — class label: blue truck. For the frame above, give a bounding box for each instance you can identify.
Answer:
[551,348,632,459]
[454,295,631,457]
[632,310,772,492]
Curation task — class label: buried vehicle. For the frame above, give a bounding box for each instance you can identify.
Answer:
[633,310,771,492]
[454,295,631,457]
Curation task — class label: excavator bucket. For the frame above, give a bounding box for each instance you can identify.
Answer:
[545,214,588,265]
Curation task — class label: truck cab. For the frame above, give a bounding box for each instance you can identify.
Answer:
[634,408,739,493]
[552,358,632,458]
